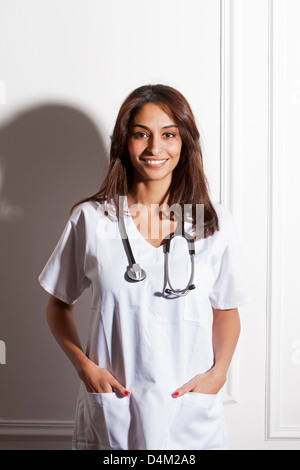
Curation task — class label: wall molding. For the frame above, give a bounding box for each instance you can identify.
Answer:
[266,0,300,440]
[220,0,243,221]
[220,0,243,406]
[0,420,73,439]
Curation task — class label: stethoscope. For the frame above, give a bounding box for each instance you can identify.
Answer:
[118,201,196,297]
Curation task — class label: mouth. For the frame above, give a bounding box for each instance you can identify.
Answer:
[140,158,168,168]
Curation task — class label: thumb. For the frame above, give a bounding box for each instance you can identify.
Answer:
[172,384,189,398]
[111,378,131,397]
[172,377,198,398]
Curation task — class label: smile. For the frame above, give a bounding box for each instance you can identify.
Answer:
[141,159,168,168]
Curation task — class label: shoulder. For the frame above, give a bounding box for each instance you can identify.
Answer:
[67,201,103,232]
[69,200,97,220]
[210,201,236,239]
[71,200,116,220]
[212,201,233,223]
[69,200,119,234]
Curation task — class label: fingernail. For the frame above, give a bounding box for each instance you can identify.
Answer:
[173,391,179,397]
[124,390,130,396]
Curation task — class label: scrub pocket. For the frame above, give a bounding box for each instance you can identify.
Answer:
[85,391,131,450]
[166,392,228,450]
[183,263,214,325]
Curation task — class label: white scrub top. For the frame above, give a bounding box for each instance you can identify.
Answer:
[38,198,251,450]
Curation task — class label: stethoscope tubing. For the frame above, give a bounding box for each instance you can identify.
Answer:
[164,231,196,296]
[118,199,196,296]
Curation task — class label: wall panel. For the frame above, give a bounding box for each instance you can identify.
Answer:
[267,0,300,440]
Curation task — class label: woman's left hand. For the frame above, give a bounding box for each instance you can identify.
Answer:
[172,368,226,398]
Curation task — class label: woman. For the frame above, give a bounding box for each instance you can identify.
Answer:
[39,84,250,450]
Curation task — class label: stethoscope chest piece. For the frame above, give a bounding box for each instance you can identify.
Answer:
[126,263,146,282]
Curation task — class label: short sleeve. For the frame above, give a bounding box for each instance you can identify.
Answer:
[209,206,251,310]
[38,206,91,305]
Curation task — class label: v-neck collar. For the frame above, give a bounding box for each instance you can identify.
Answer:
[123,196,165,252]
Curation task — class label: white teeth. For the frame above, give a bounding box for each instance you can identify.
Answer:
[144,159,167,165]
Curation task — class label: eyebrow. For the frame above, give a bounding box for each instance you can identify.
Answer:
[130,124,178,130]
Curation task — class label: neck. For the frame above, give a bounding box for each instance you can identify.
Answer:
[127,180,170,208]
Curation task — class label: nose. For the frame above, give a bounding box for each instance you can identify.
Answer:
[147,134,162,156]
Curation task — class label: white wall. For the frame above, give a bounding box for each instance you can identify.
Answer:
[0,0,221,449]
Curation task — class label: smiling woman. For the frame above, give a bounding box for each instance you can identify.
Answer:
[39,84,251,450]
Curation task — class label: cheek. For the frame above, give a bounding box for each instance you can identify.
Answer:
[170,140,182,159]
[128,139,145,159]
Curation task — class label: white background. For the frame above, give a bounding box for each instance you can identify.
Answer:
[0,0,299,450]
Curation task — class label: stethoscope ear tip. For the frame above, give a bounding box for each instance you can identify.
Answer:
[165,284,196,296]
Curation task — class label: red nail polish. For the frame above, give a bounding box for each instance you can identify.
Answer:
[124,390,130,396]
[173,391,179,397]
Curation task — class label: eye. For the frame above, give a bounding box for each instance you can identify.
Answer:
[163,132,176,139]
[133,132,149,139]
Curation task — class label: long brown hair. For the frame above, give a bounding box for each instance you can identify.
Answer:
[71,84,219,238]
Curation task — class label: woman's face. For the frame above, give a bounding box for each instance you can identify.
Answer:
[127,103,182,185]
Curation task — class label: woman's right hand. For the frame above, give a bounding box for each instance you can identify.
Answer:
[78,359,130,396]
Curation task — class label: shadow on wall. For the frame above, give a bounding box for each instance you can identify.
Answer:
[0,104,107,422]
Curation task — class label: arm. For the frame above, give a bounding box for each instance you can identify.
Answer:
[46,294,130,395]
[173,308,240,396]
[211,307,241,384]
